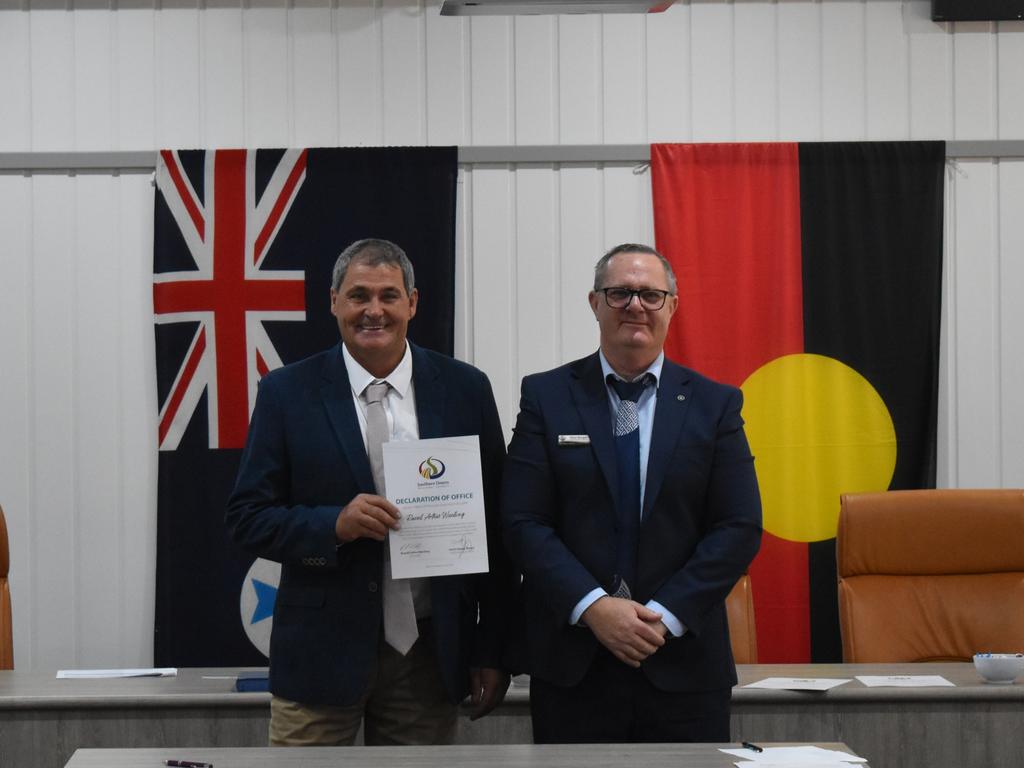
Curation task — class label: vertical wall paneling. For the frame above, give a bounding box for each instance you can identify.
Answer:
[952,161,1001,486]
[558,14,602,143]
[0,7,31,150]
[0,176,34,668]
[425,2,469,145]
[733,0,778,141]
[557,167,602,366]
[155,6,202,149]
[73,8,115,150]
[470,16,514,144]
[936,164,954,488]
[74,176,123,665]
[116,176,160,665]
[514,167,560,383]
[202,5,246,147]
[292,0,338,148]
[996,24,1024,137]
[952,22,998,138]
[690,1,734,140]
[865,0,910,138]
[821,1,867,140]
[30,176,78,668]
[381,0,427,145]
[602,14,646,143]
[601,165,651,248]
[777,0,821,140]
[336,1,383,145]
[30,5,76,151]
[114,7,157,149]
[645,4,690,142]
[906,1,952,139]
[245,0,292,146]
[997,161,1024,485]
[453,170,472,362]
[514,15,558,145]
[469,168,517,432]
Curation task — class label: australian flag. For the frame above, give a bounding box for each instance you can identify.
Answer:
[153,147,458,665]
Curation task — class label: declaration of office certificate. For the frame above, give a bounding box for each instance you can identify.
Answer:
[382,435,490,579]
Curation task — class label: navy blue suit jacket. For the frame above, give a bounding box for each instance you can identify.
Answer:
[502,352,761,692]
[226,342,515,706]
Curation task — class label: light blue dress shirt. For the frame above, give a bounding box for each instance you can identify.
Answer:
[568,351,686,637]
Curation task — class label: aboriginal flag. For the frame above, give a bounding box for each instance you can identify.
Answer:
[153,147,457,665]
[652,142,944,662]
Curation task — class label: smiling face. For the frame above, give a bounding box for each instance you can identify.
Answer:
[589,250,678,374]
[330,259,418,378]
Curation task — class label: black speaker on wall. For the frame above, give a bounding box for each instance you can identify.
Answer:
[932,1,1024,20]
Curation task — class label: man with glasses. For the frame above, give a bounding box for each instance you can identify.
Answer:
[502,243,762,743]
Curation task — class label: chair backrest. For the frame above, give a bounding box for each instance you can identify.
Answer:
[0,503,12,669]
[726,573,758,664]
[837,489,1024,663]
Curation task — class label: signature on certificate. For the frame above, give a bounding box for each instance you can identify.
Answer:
[448,534,475,557]
[400,542,429,557]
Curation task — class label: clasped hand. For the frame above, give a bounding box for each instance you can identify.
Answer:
[581,596,668,668]
[335,493,402,542]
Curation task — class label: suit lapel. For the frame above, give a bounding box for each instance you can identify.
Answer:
[570,354,619,502]
[320,344,375,493]
[411,344,444,439]
[642,360,693,520]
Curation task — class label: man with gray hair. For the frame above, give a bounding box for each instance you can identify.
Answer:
[228,238,515,746]
[503,242,762,743]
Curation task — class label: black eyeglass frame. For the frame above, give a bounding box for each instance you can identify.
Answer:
[597,287,674,310]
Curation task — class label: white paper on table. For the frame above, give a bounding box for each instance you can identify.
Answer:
[383,435,489,579]
[735,763,862,768]
[742,677,852,691]
[722,746,867,764]
[57,668,177,679]
[855,674,954,687]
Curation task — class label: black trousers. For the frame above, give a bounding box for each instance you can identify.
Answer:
[529,648,731,744]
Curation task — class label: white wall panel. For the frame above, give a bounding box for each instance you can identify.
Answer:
[2,0,1024,671]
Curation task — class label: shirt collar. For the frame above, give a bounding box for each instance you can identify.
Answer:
[341,342,414,400]
[598,349,663,388]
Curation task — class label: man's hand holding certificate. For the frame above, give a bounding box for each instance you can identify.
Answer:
[382,435,490,579]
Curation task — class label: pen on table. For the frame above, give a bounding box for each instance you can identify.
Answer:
[742,741,763,753]
[164,760,214,768]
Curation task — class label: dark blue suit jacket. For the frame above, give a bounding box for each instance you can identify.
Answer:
[502,352,761,692]
[226,342,515,706]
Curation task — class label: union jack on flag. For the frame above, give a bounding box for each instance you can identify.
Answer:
[154,149,308,451]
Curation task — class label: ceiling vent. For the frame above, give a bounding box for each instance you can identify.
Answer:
[441,0,675,16]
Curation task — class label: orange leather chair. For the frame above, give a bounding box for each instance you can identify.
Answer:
[0,503,11,669]
[837,489,1024,662]
[726,573,757,664]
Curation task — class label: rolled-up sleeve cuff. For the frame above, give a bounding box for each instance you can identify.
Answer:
[570,588,608,625]
[646,600,686,637]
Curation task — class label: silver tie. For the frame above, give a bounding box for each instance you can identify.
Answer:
[364,381,418,655]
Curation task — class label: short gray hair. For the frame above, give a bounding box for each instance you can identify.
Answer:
[593,243,677,295]
[331,238,415,295]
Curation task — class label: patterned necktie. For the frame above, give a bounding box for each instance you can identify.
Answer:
[364,381,418,655]
[607,374,651,599]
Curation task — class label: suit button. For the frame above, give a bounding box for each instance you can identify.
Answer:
[368,581,378,592]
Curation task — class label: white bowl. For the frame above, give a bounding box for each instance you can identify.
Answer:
[973,653,1024,684]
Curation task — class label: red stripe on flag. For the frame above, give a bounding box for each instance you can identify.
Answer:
[160,150,205,241]
[254,149,308,264]
[158,327,207,446]
[651,142,810,662]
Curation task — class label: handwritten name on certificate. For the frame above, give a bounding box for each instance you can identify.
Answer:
[382,435,489,579]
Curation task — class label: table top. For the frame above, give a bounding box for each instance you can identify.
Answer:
[2,662,1020,710]
[64,743,864,768]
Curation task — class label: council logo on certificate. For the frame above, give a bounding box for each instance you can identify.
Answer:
[382,435,489,579]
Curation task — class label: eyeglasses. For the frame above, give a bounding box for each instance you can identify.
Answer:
[597,287,673,310]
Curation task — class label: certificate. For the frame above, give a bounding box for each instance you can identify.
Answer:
[382,435,489,579]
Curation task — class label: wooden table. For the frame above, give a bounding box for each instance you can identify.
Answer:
[1,664,1020,768]
[63,743,866,768]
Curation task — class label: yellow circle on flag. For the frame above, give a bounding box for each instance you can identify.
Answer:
[740,353,897,543]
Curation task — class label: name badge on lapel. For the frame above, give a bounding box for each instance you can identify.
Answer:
[558,434,591,446]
